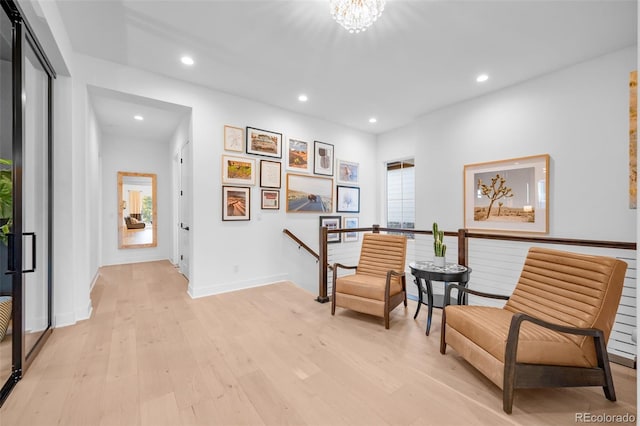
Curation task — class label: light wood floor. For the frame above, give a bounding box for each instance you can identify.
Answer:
[0,260,636,426]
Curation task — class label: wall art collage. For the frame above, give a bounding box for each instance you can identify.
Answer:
[221,125,360,237]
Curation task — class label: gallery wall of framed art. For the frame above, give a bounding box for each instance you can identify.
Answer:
[219,123,366,232]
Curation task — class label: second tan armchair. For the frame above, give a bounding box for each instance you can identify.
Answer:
[440,247,627,413]
[331,233,408,329]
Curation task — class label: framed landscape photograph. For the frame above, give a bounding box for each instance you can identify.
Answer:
[320,215,342,243]
[314,141,334,176]
[222,186,250,221]
[260,160,281,188]
[246,126,282,158]
[224,125,244,152]
[261,189,279,210]
[337,159,359,185]
[343,217,359,242]
[336,185,360,213]
[286,138,312,173]
[222,155,255,185]
[463,154,550,233]
[286,173,333,213]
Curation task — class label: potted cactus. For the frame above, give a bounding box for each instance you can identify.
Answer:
[433,222,446,267]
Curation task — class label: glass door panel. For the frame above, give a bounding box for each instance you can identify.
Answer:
[22,38,50,359]
[0,7,13,394]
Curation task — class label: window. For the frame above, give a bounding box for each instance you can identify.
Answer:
[386,159,415,230]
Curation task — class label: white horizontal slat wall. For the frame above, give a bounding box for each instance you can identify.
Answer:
[466,239,636,365]
[326,235,363,296]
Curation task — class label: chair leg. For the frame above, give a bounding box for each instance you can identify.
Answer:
[439,309,447,354]
[402,276,407,307]
[331,294,336,315]
[384,308,390,329]
[595,333,617,401]
[503,382,515,415]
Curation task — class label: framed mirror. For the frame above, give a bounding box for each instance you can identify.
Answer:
[118,171,157,249]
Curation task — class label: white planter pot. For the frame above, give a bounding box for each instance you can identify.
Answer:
[434,256,446,267]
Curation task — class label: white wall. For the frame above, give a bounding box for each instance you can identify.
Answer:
[378,47,637,242]
[71,53,375,302]
[101,134,173,265]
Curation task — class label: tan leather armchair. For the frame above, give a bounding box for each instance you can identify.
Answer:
[440,247,627,414]
[331,233,407,329]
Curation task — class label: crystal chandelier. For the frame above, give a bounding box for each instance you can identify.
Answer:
[329,0,386,34]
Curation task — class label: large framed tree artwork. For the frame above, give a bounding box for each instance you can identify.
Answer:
[463,154,549,234]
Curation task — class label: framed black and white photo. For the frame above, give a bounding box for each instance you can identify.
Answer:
[336,185,360,213]
[260,160,281,188]
[314,141,334,176]
[320,215,341,243]
[246,126,282,158]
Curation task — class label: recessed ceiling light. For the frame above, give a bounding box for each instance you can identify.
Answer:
[134,115,144,121]
[181,56,194,66]
[476,74,489,83]
[298,94,308,102]
[369,117,377,124]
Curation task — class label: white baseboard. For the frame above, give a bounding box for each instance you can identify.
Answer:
[54,299,92,328]
[89,269,100,291]
[188,273,289,299]
[54,311,76,328]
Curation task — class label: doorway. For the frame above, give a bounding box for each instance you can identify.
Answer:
[178,140,191,279]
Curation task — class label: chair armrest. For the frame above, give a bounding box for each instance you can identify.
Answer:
[443,283,510,307]
[333,263,357,272]
[331,263,358,298]
[507,312,605,340]
[385,270,406,300]
[503,312,608,387]
[387,270,405,278]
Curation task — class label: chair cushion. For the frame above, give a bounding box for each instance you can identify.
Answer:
[335,273,403,301]
[445,305,596,367]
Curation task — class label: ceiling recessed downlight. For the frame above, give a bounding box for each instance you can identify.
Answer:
[476,74,489,83]
[369,117,377,123]
[181,56,195,66]
[134,115,144,121]
[298,94,308,102]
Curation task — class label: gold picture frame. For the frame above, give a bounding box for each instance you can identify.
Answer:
[463,154,549,233]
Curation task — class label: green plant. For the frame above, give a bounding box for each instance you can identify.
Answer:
[433,222,446,257]
[0,159,11,244]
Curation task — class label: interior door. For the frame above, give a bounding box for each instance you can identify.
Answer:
[21,26,52,368]
[178,141,191,279]
[0,5,14,402]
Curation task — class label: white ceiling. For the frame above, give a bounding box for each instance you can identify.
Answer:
[56,0,637,136]
[87,86,190,141]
